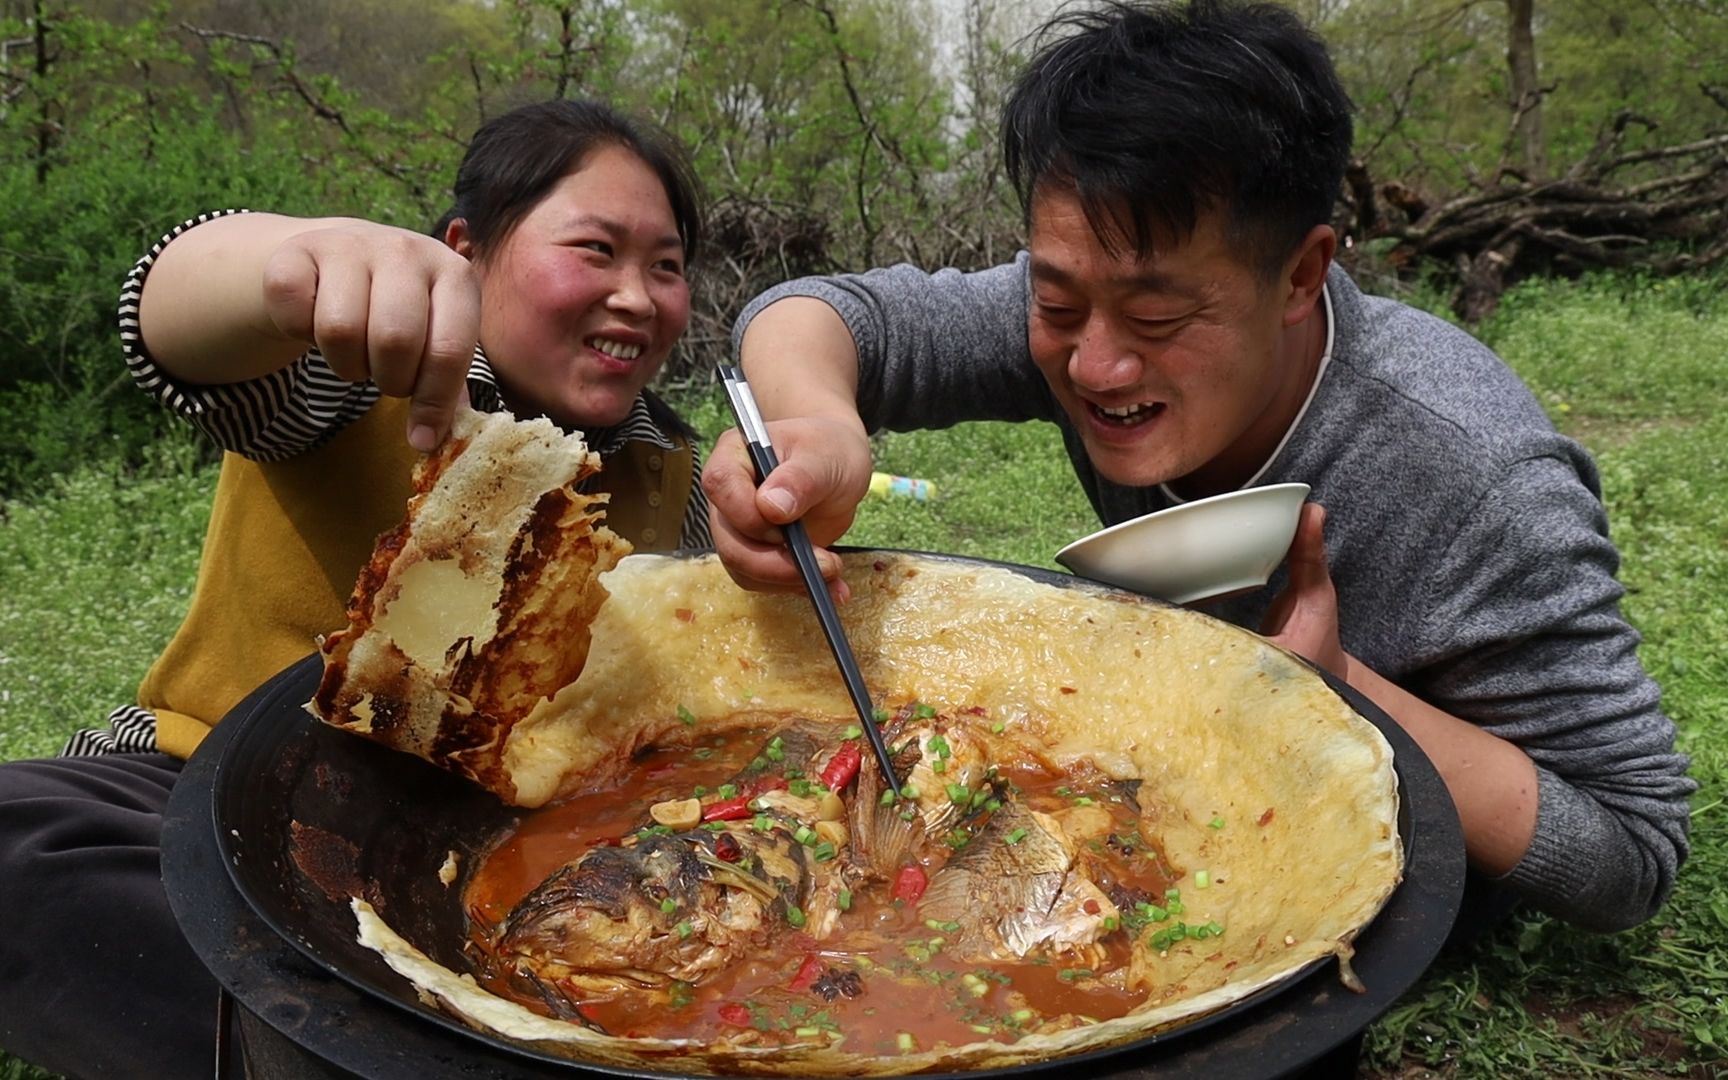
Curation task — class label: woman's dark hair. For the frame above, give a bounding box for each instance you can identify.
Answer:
[1003,0,1353,277]
[433,98,704,264]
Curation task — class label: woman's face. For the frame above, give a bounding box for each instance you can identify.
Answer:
[465,144,691,429]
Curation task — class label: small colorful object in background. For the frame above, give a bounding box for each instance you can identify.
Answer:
[868,471,939,501]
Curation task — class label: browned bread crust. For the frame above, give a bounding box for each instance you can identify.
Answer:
[311,407,631,803]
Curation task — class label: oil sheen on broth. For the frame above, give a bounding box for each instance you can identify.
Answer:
[462,705,1192,1056]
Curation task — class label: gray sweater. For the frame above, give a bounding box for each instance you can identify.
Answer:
[737,256,1694,931]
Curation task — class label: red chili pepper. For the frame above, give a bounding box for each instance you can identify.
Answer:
[788,954,824,992]
[819,741,863,790]
[717,1003,751,1026]
[702,797,752,822]
[1083,898,1101,915]
[890,865,928,905]
[713,832,743,862]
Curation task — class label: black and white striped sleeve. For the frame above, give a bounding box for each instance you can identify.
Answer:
[118,210,379,461]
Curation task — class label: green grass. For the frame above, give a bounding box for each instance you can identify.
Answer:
[2,268,1724,1078]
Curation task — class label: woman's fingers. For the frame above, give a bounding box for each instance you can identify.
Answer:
[263,223,482,450]
[406,268,482,450]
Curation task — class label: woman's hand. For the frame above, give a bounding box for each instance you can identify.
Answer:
[1260,502,1348,678]
[701,416,874,599]
[261,222,481,451]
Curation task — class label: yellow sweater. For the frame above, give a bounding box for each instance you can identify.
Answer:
[139,396,694,759]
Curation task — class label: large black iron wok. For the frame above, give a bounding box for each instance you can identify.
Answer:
[160,551,1465,1079]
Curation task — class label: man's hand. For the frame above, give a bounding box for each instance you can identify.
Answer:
[1260,502,1348,678]
[701,416,873,598]
[261,221,481,451]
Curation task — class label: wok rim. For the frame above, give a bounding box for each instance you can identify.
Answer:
[177,547,1462,1079]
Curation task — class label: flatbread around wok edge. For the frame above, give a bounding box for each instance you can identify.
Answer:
[363,550,1403,1073]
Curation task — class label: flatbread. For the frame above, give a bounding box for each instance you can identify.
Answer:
[310,407,630,803]
[350,550,1403,1074]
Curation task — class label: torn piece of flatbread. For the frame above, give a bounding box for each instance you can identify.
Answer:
[310,406,630,803]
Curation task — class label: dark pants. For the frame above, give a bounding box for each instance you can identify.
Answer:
[0,754,214,1079]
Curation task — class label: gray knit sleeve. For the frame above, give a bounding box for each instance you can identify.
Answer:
[732,255,1057,431]
[1412,454,1693,930]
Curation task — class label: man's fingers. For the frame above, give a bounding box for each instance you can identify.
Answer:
[1286,503,1330,591]
[701,432,781,542]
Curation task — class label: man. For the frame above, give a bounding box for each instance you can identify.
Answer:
[702,0,1692,934]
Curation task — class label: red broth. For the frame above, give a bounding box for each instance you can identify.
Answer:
[463,723,1183,1055]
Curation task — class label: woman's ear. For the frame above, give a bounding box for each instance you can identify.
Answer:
[1281,224,1335,327]
[443,217,475,260]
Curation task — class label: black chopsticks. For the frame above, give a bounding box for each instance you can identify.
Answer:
[717,364,903,798]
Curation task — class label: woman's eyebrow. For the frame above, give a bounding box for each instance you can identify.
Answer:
[565,213,683,250]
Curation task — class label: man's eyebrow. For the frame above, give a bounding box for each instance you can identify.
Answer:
[566,213,683,250]
[1029,258,1201,299]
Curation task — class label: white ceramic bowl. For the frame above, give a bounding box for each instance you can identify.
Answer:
[1054,482,1311,604]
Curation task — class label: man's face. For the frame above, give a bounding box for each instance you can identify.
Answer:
[1026,186,1309,494]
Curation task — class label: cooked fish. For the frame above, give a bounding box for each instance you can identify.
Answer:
[849,711,995,876]
[490,724,854,993]
[916,800,1119,963]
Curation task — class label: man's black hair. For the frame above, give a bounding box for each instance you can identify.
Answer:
[1002,0,1353,276]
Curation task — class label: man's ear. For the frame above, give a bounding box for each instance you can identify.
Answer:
[1281,224,1335,327]
[444,217,475,260]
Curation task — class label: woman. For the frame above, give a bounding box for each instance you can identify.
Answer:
[0,99,710,1076]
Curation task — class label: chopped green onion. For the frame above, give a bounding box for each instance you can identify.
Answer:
[812,841,838,862]
[970,788,990,809]
[1194,870,1211,890]
[1169,900,1186,915]
[837,889,852,912]
[1005,827,1028,845]
[794,1025,822,1037]
[1148,904,1168,921]
[896,1032,916,1052]
[1102,916,1120,931]
[946,782,970,804]
[785,905,807,928]
[660,897,677,913]
[753,814,773,832]
[717,783,738,799]
[932,759,947,774]
[874,707,890,722]
[1073,796,1095,806]
[898,808,918,821]
[1165,887,1182,900]
[676,705,697,726]
[750,756,767,770]
[692,785,708,797]
[793,825,818,846]
[843,725,862,740]
[913,703,937,719]
[879,790,898,807]
[765,745,785,762]
[991,721,1006,734]
[1011,1008,1034,1024]
[1206,920,1224,936]
[1209,815,1226,829]
[984,797,1001,813]
[700,821,727,832]
[901,783,922,799]
[677,920,693,938]
[970,1023,994,1033]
